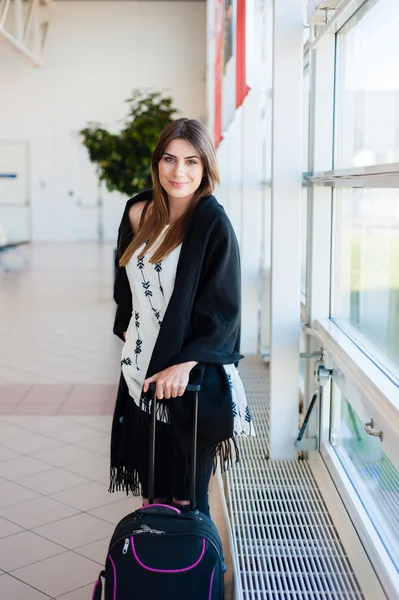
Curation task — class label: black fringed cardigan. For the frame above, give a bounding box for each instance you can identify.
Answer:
[110,190,243,495]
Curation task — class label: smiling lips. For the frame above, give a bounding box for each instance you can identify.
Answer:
[169,181,187,188]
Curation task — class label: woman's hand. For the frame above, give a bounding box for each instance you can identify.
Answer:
[143,362,198,400]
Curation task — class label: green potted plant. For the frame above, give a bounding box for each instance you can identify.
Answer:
[80,90,178,197]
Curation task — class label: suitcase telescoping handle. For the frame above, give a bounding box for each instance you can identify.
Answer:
[148,382,201,511]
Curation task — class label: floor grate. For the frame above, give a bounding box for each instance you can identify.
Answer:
[225,355,365,599]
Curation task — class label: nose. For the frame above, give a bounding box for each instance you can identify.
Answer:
[174,161,185,178]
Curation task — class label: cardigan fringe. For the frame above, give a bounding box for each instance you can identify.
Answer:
[108,436,239,498]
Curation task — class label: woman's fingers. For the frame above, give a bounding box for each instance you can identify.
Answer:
[144,376,168,399]
[163,380,173,400]
[170,382,180,398]
[143,376,156,393]
[156,379,165,400]
[177,383,186,397]
[156,379,186,399]
[144,368,190,399]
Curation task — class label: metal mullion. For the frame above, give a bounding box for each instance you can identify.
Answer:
[308,161,399,180]
[299,465,361,593]
[275,461,334,598]
[309,177,399,188]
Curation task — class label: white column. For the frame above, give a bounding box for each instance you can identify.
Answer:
[269,0,303,460]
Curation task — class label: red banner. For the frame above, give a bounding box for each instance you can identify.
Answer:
[236,0,250,108]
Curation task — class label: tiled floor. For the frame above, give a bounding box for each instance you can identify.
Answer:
[0,244,141,598]
[0,243,121,387]
[0,384,118,416]
[0,415,141,599]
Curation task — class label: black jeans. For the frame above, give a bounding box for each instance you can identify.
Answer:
[133,404,213,517]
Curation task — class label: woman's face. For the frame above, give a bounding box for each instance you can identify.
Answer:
[158,138,204,203]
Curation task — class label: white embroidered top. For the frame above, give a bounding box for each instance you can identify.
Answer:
[121,226,181,414]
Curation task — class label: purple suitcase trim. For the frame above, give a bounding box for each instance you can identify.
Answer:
[131,536,206,573]
[92,578,99,600]
[141,503,181,514]
[209,567,215,600]
[108,554,117,600]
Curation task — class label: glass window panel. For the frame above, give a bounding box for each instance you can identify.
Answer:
[331,384,399,572]
[332,188,399,379]
[335,0,399,168]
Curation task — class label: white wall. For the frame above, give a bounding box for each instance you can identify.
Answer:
[0,1,207,241]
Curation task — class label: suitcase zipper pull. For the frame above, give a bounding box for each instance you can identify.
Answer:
[142,524,165,535]
[148,528,165,535]
[122,538,129,554]
[131,525,165,535]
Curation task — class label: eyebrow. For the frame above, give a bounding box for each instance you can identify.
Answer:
[163,152,200,160]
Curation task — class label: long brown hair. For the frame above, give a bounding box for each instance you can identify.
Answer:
[119,118,220,266]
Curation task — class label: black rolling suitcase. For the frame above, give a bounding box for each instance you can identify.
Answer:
[93,382,225,600]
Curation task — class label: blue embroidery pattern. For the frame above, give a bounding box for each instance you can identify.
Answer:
[134,338,143,359]
[142,280,153,298]
[134,311,141,369]
[245,406,252,423]
[154,262,164,297]
[137,257,163,327]
[136,255,162,327]
[152,308,162,325]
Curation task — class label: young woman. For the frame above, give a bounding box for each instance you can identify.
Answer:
[109,118,253,517]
